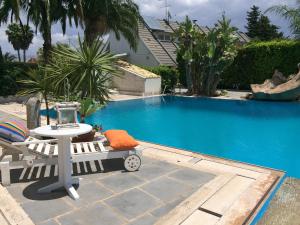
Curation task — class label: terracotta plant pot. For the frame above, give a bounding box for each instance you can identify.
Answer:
[72,130,96,143]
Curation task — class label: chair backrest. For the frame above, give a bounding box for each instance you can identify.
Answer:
[55,102,80,124]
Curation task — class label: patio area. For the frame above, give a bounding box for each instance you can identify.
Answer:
[5,156,215,225]
[0,137,283,225]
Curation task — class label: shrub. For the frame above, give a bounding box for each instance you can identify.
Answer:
[0,62,36,96]
[144,66,178,93]
[221,40,300,90]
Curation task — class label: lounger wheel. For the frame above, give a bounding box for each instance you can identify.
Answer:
[124,154,141,172]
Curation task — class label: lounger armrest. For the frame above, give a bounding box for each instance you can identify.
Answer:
[12,139,58,146]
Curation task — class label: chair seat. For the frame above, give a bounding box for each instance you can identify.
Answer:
[26,140,109,158]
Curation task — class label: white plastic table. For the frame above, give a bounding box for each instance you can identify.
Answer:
[31,123,92,200]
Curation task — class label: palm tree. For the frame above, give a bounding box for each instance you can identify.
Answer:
[0,46,16,63]
[80,0,139,48]
[266,1,300,39]
[2,52,16,62]
[0,0,21,24]
[6,23,22,61]
[47,37,118,103]
[20,24,34,62]
[18,67,53,125]
[0,0,82,63]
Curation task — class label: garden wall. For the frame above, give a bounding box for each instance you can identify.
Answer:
[220,40,300,90]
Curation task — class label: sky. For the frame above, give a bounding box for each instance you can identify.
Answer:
[0,0,294,59]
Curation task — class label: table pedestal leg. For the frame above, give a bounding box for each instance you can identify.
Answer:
[38,137,80,200]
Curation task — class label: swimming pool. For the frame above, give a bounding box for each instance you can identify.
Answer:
[43,96,300,178]
[85,96,300,178]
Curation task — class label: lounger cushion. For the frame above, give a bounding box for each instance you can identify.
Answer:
[104,130,138,150]
[0,120,29,142]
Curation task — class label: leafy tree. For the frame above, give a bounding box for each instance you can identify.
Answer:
[6,23,22,61]
[245,5,283,40]
[47,37,118,103]
[266,0,300,39]
[18,66,53,125]
[257,15,283,41]
[79,0,140,48]
[245,5,261,38]
[176,15,238,96]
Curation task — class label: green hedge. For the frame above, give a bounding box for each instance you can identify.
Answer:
[220,40,300,90]
[0,62,36,97]
[143,65,179,93]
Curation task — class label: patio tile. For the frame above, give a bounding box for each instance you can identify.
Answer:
[141,177,194,203]
[168,168,215,187]
[38,219,60,225]
[105,188,159,220]
[133,163,178,181]
[63,182,113,207]
[100,173,145,192]
[127,214,158,225]
[150,199,183,218]
[58,203,124,225]
[21,198,72,224]
[6,184,29,204]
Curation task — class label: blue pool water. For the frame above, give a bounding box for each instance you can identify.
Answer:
[44,96,300,178]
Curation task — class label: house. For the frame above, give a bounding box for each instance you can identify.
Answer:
[109,16,250,68]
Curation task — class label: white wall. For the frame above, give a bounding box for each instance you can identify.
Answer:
[145,77,161,95]
[112,69,161,96]
[109,33,159,67]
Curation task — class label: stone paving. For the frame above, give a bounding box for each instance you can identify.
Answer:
[6,157,215,225]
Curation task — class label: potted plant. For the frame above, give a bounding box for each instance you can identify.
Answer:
[72,98,102,143]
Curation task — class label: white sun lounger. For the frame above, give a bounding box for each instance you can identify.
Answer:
[0,137,142,186]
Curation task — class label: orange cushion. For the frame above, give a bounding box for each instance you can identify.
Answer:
[104,130,138,150]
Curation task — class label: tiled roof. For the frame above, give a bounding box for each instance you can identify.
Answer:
[138,22,176,66]
[117,60,160,78]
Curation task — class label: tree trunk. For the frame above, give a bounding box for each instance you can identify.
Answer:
[23,49,26,62]
[44,94,50,125]
[84,16,107,45]
[185,61,193,94]
[41,1,52,64]
[17,50,21,62]
[211,74,221,96]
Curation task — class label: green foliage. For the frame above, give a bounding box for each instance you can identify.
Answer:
[78,98,102,122]
[176,48,187,87]
[221,40,300,90]
[18,65,53,124]
[245,5,283,41]
[144,66,178,93]
[47,37,118,103]
[0,61,36,96]
[176,15,238,96]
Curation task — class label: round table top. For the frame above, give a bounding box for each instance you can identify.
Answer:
[31,123,92,138]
